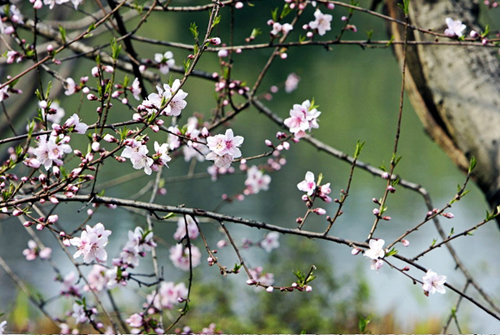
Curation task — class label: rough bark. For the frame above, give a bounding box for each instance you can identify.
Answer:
[385,0,500,210]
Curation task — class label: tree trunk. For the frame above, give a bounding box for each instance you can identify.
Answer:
[385,0,500,211]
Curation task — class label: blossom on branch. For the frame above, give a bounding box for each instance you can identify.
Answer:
[270,22,293,36]
[244,165,271,195]
[364,238,386,271]
[284,100,321,139]
[206,129,244,169]
[70,223,111,263]
[32,134,72,170]
[297,171,316,195]
[169,243,201,271]
[121,139,154,175]
[308,9,332,36]
[444,18,466,37]
[174,216,199,241]
[422,269,446,295]
[154,51,175,75]
[145,281,188,312]
[260,232,280,252]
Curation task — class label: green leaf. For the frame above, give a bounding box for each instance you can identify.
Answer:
[366,30,374,41]
[482,25,490,38]
[190,22,199,41]
[87,22,96,32]
[183,58,191,74]
[250,28,262,39]
[431,238,437,247]
[448,227,454,238]
[317,173,324,186]
[211,15,221,28]
[386,35,395,46]
[354,140,365,159]
[468,156,477,173]
[385,247,398,257]
[397,0,410,15]
[271,8,279,22]
[358,315,371,333]
[280,3,292,19]
[110,38,122,60]
[58,25,67,44]
[163,212,176,220]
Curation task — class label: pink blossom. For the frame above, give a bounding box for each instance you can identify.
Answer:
[209,37,222,45]
[165,80,188,116]
[169,244,201,271]
[23,240,46,261]
[284,100,321,138]
[422,269,446,294]
[285,73,300,93]
[364,238,386,260]
[84,265,110,292]
[153,141,172,167]
[260,232,279,252]
[32,135,72,170]
[206,129,244,168]
[145,281,188,311]
[126,313,143,329]
[131,78,142,100]
[70,222,111,263]
[245,166,271,194]
[64,77,77,96]
[60,271,81,297]
[154,51,175,75]
[270,22,293,36]
[42,101,65,124]
[173,216,199,240]
[309,9,332,36]
[71,302,88,324]
[248,267,274,290]
[63,113,88,134]
[297,171,316,195]
[444,18,466,37]
[121,139,154,175]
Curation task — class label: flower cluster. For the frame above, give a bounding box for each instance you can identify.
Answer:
[30,134,72,170]
[70,223,112,263]
[269,21,294,36]
[121,138,172,175]
[169,215,202,271]
[31,0,83,10]
[284,100,321,139]
[113,226,157,268]
[169,243,202,271]
[206,129,244,169]
[244,165,272,195]
[297,171,331,202]
[168,116,210,162]
[145,281,188,312]
[137,79,188,117]
[23,240,52,261]
[248,266,275,291]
